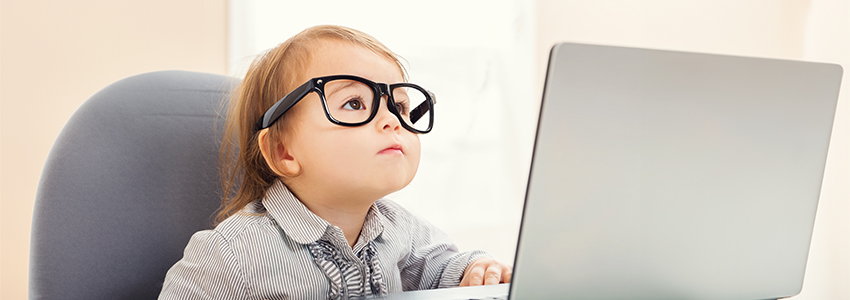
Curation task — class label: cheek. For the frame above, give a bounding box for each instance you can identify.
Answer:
[407,135,422,167]
[299,132,360,171]
[303,128,373,175]
[286,101,347,168]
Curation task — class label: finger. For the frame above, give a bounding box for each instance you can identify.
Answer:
[464,264,486,286]
[459,262,474,287]
[501,265,513,283]
[483,264,502,285]
[459,267,471,286]
[459,270,469,287]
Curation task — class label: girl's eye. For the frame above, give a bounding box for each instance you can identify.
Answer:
[395,101,409,115]
[342,98,365,110]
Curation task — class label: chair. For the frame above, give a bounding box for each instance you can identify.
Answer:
[29,71,238,299]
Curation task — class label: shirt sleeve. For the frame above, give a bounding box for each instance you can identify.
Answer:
[398,214,493,291]
[158,230,247,300]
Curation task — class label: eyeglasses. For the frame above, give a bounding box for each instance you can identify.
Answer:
[254,75,436,134]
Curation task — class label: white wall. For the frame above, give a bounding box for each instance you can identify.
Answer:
[799,1,850,298]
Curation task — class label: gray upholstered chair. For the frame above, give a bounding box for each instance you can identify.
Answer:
[30,71,238,299]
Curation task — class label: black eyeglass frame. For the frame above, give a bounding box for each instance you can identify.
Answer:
[254,75,436,134]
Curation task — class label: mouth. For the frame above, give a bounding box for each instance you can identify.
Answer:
[378,144,403,155]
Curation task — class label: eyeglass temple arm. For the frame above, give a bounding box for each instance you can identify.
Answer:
[409,91,436,124]
[254,81,313,131]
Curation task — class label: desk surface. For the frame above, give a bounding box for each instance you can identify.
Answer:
[372,284,509,300]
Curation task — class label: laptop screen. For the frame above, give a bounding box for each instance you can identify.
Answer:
[511,43,842,300]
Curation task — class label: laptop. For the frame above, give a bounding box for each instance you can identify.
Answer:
[377,42,842,300]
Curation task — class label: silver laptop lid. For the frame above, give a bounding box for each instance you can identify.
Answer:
[511,43,842,300]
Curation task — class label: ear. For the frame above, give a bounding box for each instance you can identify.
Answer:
[257,129,302,177]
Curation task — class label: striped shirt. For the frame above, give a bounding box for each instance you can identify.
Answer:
[159,180,490,300]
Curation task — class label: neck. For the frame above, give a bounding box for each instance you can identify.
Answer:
[285,180,376,248]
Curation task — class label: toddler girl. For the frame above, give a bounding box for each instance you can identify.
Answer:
[159,25,511,299]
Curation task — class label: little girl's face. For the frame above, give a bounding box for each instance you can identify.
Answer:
[285,40,421,203]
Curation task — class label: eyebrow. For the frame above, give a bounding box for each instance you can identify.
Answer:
[324,80,361,95]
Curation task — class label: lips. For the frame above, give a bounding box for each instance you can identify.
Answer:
[378,144,403,155]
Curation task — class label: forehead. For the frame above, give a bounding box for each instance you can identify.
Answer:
[304,39,404,84]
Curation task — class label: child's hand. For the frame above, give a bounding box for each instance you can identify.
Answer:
[459,258,512,286]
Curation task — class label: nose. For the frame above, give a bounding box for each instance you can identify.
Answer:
[375,95,402,132]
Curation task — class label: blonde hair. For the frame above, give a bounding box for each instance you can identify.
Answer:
[217,25,407,224]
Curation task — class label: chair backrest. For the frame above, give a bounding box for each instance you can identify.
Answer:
[30,70,238,299]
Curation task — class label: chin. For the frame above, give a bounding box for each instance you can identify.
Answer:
[381,173,415,195]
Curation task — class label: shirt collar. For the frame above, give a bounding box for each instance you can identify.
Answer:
[358,203,387,245]
[261,180,387,246]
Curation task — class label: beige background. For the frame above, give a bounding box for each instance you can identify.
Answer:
[1,1,228,299]
[1,0,848,299]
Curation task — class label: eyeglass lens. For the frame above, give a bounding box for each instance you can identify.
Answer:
[323,79,432,132]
